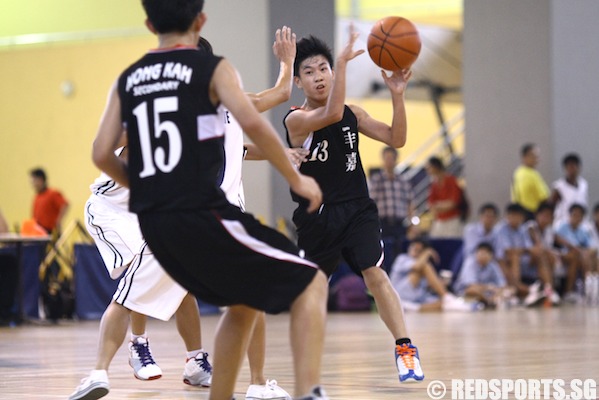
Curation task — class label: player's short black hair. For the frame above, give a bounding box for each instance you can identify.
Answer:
[521,143,536,157]
[569,203,586,215]
[197,37,213,55]
[562,152,581,167]
[294,35,334,77]
[142,0,204,34]
[479,203,499,216]
[506,203,526,215]
[476,241,495,254]
[593,203,599,214]
[30,167,47,182]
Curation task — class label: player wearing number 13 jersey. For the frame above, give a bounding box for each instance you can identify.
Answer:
[284,33,425,384]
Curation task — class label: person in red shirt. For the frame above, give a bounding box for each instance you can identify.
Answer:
[426,156,464,238]
[30,168,69,234]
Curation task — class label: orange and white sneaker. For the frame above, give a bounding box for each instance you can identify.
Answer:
[395,343,424,383]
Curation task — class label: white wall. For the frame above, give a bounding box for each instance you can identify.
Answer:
[463,0,599,214]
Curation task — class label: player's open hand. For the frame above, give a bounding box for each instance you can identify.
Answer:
[291,174,323,213]
[381,68,412,95]
[273,26,297,64]
[337,23,365,65]
[286,147,309,168]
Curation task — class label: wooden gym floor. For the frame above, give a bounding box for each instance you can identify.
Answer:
[0,306,597,400]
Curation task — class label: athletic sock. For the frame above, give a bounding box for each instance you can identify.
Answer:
[396,338,411,346]
[186,348,205,359]
[131,332,147,342]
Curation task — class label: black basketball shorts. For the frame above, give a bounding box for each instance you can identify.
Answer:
[292,197,384,276]
[138,203,318,314]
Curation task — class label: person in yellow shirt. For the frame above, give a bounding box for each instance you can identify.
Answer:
[511,143,549,218]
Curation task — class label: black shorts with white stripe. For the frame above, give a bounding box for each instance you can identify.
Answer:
[138,203,318,314]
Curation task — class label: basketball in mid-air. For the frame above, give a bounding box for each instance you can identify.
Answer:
[367,16,421,70]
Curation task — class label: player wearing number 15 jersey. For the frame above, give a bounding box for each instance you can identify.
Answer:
[91,2,328,399]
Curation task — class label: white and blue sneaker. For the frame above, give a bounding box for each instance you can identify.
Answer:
[183,352,212,387]
[245,379,291,399]
[68,369,109,400]
[128,337,162,380]
[395,343,424,383]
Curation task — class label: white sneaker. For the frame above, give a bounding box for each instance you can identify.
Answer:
[183,352,212,387]
[563,291,582,304]
[524,281,546,307]
[442,294,481,312]
[245,379,291,400]
[128,337,162,380]
[547,289,561,306]
[68,369,109,400]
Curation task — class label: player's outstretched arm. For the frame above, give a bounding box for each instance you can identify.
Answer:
[247,26,296,113]
[286,24,364,147]
[92,82,129,187]
[350,69,412,148]
[212,59,322,212]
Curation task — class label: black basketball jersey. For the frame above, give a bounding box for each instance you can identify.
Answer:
[284,105,369,205]
[117,47,228,213]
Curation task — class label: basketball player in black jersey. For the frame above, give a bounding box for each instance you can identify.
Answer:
[284,29,424,383]
[91,1,328,400]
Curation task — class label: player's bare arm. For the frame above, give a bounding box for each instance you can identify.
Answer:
[212,59,322,212]
[92,82,130,187]
[247,26,296,113]
[349,69,412,148]
[286,24,364,147]
[245,144,309,168]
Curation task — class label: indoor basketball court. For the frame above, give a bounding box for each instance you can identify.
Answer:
[1,308,597,399]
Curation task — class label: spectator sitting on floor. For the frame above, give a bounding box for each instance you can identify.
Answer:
[495,203,546,306]
[556,203,598,301]
[389,238,481,312]
[523,202,563,305]
[453,242,507,307]
[463,203,500,257]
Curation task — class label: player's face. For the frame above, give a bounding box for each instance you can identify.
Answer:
[295,55,334,101]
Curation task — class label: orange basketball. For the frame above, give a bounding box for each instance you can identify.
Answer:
[367,16,421,70]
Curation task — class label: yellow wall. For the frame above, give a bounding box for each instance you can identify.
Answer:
[354,98,463,174]
[0,0,144,37]
[0,35,154,231]
[0,1,463,231]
